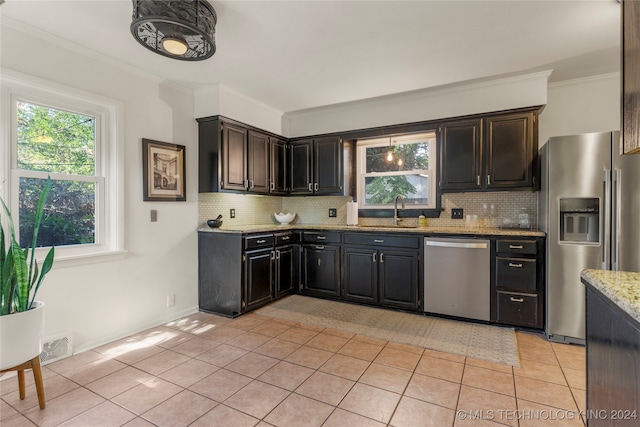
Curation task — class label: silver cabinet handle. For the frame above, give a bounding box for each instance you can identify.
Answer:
[373,253,377,262]
[380,253,384,262]
[374,239,384,243]
[270,182,275,191]
[510,297,524,303]
[256,239,266,244]
[281,236,290,241]
[314,183,318,191]
[476,175,481,186]
[250,179,255,189]
[487,175,491,185]
[316,236,326,240]
[275,250,280,260]
[508,262,523,268]
[271,250,275,260]
[509,245,523,249]
[244,179,249,189]
[315,245,325,250]
[308,183,313,191]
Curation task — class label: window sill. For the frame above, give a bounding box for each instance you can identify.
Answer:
[37,250,128,269]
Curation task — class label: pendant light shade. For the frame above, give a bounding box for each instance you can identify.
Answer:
[131,0,217,61]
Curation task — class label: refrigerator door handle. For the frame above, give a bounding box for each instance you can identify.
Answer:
[602,169,612,270]
[612,169,621,271]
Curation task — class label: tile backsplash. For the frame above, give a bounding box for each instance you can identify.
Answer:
[199,191,538,229]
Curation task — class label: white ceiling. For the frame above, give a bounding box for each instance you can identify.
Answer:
[1,0,621,113]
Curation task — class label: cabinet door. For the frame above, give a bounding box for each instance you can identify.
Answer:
[270,137,288,194]
[485,112,534,189]
[290,140,313,194]
[275,246,293,298]
[302,245,340,297]
[222,124,248,191]
[247,130,270,194]
[496,291,539,328]
[622,0,640,154]
[244,249,273,311]
[314,136,342,194]
[440,119,483,191]
[379,249,419,310]
[343,246,378,304]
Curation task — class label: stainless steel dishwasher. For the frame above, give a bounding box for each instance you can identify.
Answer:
[424,237,490,321]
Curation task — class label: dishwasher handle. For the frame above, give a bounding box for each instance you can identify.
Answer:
[425,240,488,249]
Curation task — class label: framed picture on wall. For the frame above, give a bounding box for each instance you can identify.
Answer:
[142,138,186,201]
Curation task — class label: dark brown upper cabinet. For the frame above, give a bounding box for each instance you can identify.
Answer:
[439,109,538,192]
[622,0,640,154]
[197,116,272,194]
[439,119,483,191]
[247,130,270,194]
[270,137,288,194]
[290,136,343,195]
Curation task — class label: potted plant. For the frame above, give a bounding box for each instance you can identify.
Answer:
[0,179,54,409]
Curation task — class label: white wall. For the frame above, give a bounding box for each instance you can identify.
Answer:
[1,25,199,352]
[539,73,620,145]
[282,71,551,137]
[194,84,284,135]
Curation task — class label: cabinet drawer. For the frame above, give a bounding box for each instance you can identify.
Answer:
[244,234,274,250]
[274,232,293,246]
[495,257,537,291]
[496,240,537,255]
[343,233,421,249]
[497,291,539,328]
[301,231,341,244]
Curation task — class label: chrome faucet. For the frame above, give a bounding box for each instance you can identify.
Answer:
[393,195,405,226]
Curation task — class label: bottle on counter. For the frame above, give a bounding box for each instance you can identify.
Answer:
[418,211,427,227]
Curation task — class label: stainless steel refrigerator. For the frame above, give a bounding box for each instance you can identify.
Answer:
[539,131,640,344]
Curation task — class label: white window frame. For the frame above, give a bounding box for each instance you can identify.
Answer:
[356,132,437,210]
[1,69,126,266]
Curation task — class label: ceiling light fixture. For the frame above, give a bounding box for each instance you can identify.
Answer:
[387,138,394,162]
[130,0,217,61]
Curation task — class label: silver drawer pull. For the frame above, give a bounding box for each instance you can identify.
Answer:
[374,239,384,243]
[509,244,524,249]
[281,236,290,241]
[508,262,523,268]
[256,239,266,244]
[510,297,525,303]
[316,236,326,240]
[315,245,325,250]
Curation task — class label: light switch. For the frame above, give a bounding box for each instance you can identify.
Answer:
[150,209,158,222]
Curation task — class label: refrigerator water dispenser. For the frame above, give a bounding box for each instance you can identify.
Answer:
[559,198,599,243]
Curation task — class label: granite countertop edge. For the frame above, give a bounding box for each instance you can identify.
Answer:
[197,223,545,237]
[581,269,640,324]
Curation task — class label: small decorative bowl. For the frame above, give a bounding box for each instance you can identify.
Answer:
[207,218,223,228]
[274,212,296,225]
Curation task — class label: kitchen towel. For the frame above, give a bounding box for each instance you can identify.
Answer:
[346,201,358,225]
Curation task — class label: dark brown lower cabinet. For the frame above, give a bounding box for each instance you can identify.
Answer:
[243,248,273,311]
[342,245,419,311]
[301,244,340,297]
[586,285,640,426]
[274,245,293,298]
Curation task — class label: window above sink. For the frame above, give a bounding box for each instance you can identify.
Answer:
[356,132,437,211]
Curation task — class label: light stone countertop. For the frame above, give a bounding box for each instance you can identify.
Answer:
[581,269,640,324]
[197,223,545,237]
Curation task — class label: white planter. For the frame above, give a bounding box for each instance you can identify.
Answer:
[0,301,44,370]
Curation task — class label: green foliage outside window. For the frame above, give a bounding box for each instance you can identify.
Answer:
[16,101,96,248]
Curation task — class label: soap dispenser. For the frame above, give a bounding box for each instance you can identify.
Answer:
[418,211,427,227]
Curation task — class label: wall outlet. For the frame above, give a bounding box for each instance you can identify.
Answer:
[230,208,236,218]
[451,208,464,219]
[166,294,175,307]
[328,208,337,217]
[150,209,157,222]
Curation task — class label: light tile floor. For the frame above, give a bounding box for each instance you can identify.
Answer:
[0,310,587,426]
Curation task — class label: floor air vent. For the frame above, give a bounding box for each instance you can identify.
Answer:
[40,333,73,365]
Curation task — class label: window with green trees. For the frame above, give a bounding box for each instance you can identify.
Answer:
[356,132,436,209]
[15,100,102,248]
